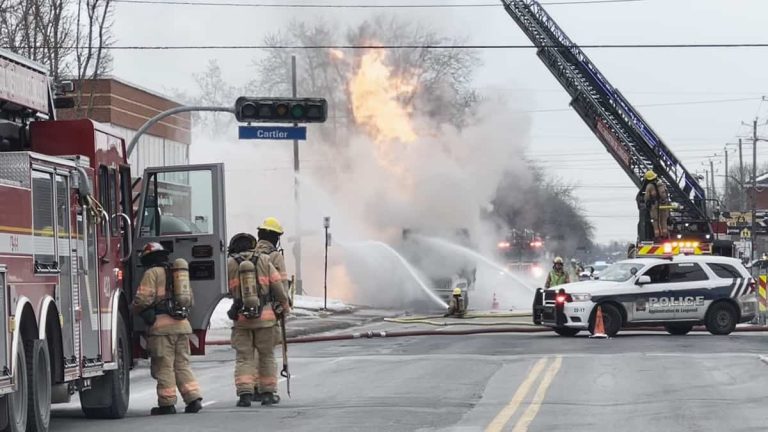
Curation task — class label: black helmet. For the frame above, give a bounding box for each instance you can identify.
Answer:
[228,233,257,254]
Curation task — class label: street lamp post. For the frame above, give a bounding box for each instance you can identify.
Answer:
[323,216,331,311]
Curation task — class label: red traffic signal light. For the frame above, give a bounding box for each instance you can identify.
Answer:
[234,97,327,123]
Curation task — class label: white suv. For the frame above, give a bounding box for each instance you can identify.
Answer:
[532,255,758,336]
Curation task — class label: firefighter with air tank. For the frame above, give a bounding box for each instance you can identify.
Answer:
[227,218,290,408]
[132,242,203,416]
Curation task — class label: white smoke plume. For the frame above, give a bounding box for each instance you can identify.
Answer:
[189,57,537,311]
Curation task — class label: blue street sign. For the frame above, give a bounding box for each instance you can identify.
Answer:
[239,125,307,140]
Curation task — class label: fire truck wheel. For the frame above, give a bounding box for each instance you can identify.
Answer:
[664,323,693,335]
[81,315,130,419]
[24,340,51,432]
[553,327,580,337]
[705,301,738,335]
[2,344,29,432]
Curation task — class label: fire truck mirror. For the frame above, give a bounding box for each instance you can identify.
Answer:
[53,96,75,109]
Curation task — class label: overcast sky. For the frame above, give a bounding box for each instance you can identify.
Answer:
[110,0,768,243]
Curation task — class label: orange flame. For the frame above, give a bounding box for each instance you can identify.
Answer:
[348,49,418,179]
[329,48,345,60]
[349,50,417,143]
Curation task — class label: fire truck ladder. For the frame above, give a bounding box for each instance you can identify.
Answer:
[501,0,711,236]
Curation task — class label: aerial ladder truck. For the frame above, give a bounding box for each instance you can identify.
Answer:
[501,0,732,258]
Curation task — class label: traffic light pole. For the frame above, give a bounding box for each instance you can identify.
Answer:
[291,54,304,296]
[126,105,234,157]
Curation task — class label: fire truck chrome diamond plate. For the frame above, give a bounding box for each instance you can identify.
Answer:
[0,153,31,188]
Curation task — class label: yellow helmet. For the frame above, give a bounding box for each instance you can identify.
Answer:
[645,170,658,181]
[553,256,564,264]
[259,217,284,234]
[452,287,462,296]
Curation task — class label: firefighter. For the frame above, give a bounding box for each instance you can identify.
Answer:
[227,232,290,408]
[569,259,582,281]
[643,170,670,240]
[132,242,202,415]
[544,256,570,288]
[444,287,467,318]
[255,218,291,369]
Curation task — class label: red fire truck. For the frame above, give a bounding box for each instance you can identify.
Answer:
[0,49,227,431]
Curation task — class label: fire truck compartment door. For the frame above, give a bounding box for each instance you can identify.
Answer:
[133,163,227,331]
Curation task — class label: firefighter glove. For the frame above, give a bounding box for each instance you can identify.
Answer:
[139,308,156,326]
[227,300,242,321]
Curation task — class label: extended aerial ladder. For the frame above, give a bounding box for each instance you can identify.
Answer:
[501,0,719,247]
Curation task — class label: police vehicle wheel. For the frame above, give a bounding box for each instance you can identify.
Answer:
[664,324,693,335]
[705,302,738,335]
[589,303,621,337]
[553,327,580,337]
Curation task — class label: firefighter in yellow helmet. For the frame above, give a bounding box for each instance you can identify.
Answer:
[544,256,570,288]
[444,287,467,318]
[227,228,290,407]
[132,242,202,415]
[642,170,670,239]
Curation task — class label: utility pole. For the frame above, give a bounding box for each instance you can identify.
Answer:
[738,138,745,210]
[291,54,303,295]
[751,118,758,262]
[724,148,729,209]
[710,159,716,203]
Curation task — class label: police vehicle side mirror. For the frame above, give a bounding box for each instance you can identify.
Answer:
[636,275,651,285]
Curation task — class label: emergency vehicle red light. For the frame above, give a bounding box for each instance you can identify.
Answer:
[497,241,510,249]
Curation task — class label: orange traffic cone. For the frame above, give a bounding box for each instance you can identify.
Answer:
[589,306,609,339]
[492,292,500,310]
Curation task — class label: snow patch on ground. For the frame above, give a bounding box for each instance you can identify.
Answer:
[209,296,352,329]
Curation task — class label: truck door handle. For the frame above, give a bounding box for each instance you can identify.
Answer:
[175,237,198,243]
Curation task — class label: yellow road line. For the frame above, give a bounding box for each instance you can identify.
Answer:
[511,355,563,432]
[485,358,549,432]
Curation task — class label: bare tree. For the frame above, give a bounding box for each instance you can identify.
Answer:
[249,16,481,142]
[493,165,596,256]
[73,0,114,116]
[0,0,113,113]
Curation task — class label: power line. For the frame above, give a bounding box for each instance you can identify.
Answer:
[5,43,768,51]
[523,96,763,114]
[112,0,644,7]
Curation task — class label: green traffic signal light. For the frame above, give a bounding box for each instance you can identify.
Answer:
[290,104,305,119]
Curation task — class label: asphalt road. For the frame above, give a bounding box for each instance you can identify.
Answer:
[51,321,768,432]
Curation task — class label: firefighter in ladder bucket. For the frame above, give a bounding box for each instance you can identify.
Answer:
[132,242,203,415]
[642,170,671,240]
[227,229,291,407]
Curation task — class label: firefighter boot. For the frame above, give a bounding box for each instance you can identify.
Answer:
[184,398,203,413]
[150,405,177,416]
[261,392,279,406]
[236,393,252,407]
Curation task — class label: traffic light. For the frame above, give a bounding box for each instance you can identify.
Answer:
[234,97,328,123]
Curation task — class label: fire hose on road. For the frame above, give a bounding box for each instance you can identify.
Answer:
[206,317,768,346]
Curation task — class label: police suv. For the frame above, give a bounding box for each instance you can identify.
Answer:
[533,255,758,336]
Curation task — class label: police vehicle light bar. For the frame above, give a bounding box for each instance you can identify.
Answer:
[234,97,328,124]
